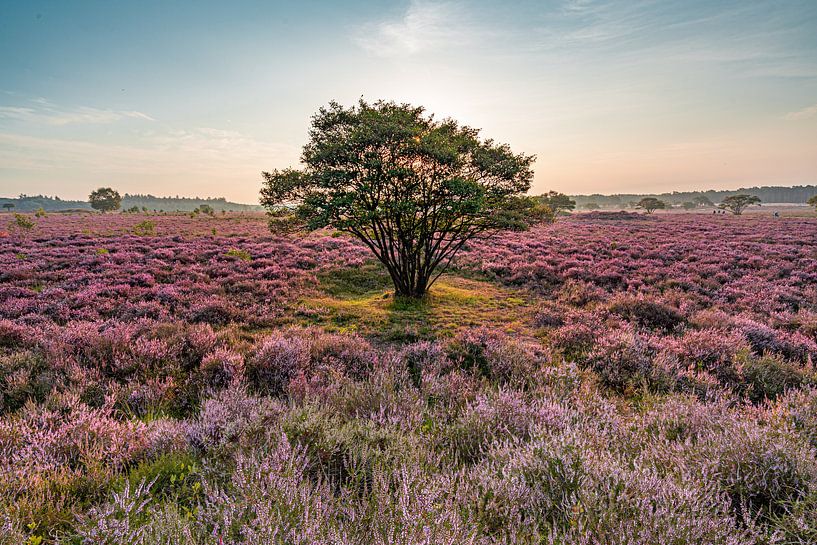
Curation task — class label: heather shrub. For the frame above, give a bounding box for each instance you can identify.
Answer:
[446,328,543,384]
[532,301,566,328]
[773,387,817,449]
[398,340,446,388]
[309,329,375,381]
[187,296,243,326]
[608,294,684,331]
[198,347,244,391]
[189,386,283,454]
[673,328,750,385]
[583,330,664,394]
[437,389,543,465]
[0,350,55,414]
[741,353,813,403]
[702,420,817,521]
[470,433,585,537]
[245,331,310,396]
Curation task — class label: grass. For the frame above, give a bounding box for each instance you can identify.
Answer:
[294,261,538,341]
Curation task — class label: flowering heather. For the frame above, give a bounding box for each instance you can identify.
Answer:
[2,211,817,544]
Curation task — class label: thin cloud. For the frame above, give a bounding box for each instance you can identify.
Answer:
[353,1,477,57]
[785,103,817,120]
[0,99,154,126]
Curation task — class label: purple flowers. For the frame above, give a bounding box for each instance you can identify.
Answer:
[2,212,817,543]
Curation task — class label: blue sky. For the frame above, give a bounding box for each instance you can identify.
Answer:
[1,0,816,202]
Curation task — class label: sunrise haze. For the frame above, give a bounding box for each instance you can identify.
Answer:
[1,0,816,203]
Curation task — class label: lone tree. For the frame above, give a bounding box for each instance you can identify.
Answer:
[537,191,576,215]
[636,197,666,214]
[89,187,122,213]
[260,100,547,298]
[1,203,13,212]
[807,194,817,211]
[718,194,760,215]
[681,201,696,210]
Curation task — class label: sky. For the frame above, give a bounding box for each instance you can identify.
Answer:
[1,0,816,203]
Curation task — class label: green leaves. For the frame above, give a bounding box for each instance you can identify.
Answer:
[260,99,545,297]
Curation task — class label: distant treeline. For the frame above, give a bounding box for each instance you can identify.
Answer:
[0,193,263,212]
[570,185,817,208]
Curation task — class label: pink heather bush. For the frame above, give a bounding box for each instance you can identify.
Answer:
[1,213,817,543]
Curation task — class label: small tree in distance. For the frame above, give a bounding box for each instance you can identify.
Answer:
[681,201,696,210]
[2,203,14,212]
[807,195,817,211]
[718,194,760,215]
[636,197,667,214]
[537,191,576,215]
[260,100,548,298]
[89,187,122,213]
[583,202,600,210]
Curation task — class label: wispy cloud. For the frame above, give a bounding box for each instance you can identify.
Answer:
[785,103,817,120]
[353,1,478,57]
[0,98,153,126]
[0,125,297,180]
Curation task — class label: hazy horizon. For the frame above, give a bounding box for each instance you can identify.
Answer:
[2,0,816,203]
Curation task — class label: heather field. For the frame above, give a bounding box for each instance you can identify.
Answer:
[3,211,817,544]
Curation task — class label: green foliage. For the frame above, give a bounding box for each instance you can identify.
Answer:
[11,213,35,231]
[693,194,714,207]
[225,248,251,261]
[808,194,817,210]
[132,220,156,236]
[88,187,122,213]
[260,99,541,298]
[34,208,46,218]
[636,197,667,214]
[718,194,761,215]
[127,452,202,508]
[681,201,696,210]
[537,191,576,215]
[193,204,215,216]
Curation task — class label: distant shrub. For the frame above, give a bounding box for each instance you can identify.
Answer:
[225,247,251,261]
[132,220,156,236]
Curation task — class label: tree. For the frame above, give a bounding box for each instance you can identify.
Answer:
[718,194,760,215]
[808,195,817,211]
[1,203,13,211]
[260,100,546,298]
[583,202,600,210]
[635,197,667,214]
[681,201,696,210]
[89,187,122,213]
[537,191,576,215]
[693,195,713,207]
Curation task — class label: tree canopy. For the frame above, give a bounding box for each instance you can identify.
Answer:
[718,194,761,215]
[635,197,667,214]
[260,100,548,298]
[89,187,122,213]
[537,191,576,215]
[808,195,817,210]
